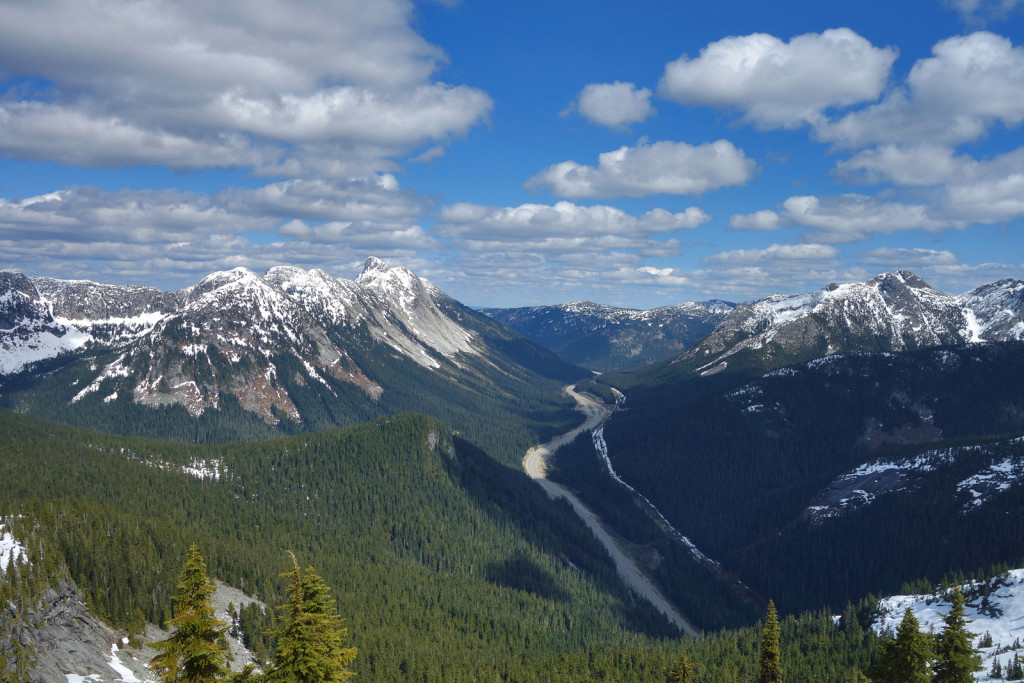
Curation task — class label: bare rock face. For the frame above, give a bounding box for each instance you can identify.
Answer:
[1,577,264,681]
[0,272,47,331]
[32,277,178,321]
[960,278,1024,341]
[1,578,151,682]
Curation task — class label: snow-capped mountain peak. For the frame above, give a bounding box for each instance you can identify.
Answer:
[0,259,499,424]
[356,256,425,306]
[683,271,1024,375]
[351,257,482,364]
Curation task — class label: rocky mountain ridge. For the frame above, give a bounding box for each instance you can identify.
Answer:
[682,271,1024,376]
[0,258,579,429]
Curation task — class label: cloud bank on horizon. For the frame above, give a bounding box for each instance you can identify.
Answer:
[0,0,1021,307]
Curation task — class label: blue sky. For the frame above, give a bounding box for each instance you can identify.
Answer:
[1,0,1022,308]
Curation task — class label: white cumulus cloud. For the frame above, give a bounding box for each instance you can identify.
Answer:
[858,247,959,266]
[817,32,1024,148]
[219,176,428,222]
[835,144,963,186]
[658,28,896,129]
[836,145,1024,224]
[526,139,755,198]
[727,209,781,231]
[704,243,838,264]
[780,194,945,242]
[438,201,709,239]
[0,0,492,174]
[575,81,655,128]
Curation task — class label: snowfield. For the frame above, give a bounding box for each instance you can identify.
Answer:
[874,569,1024,681]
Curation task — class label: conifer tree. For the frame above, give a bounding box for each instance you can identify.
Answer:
[990,656,1003,679]
[867,607,931,682]
[1008,652,1024,680]
[666,650,695,682]
[268,552,356,682]
[932,586,982,683]
[149,544,229,683]
[757,599,782,683]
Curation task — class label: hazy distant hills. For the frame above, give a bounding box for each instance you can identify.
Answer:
[481,299,735,371]
[0,258,584,455]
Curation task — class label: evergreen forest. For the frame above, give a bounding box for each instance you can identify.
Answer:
[0,343,1022,679]
[586,343,1024,615]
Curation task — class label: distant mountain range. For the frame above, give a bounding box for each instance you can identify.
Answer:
[677,270,1024,376]
[0,258,584,451]
[483,272,1024,374]
[481,300,735,371]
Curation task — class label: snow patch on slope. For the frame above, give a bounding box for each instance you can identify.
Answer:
[0,323,92,374]
[805,438,1023,523]
[874,569,1024,681]
[958,442,1024,510]
[0,523,28,572]
[72,354,133,403]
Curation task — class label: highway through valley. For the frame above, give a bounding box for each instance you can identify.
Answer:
[522,386,698,635]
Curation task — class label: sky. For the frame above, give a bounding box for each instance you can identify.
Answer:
[0,0,1022,308]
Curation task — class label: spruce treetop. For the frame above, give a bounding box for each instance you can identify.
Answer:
[148,544,228,683]
[757,599,783,683]
[932,586,982,683]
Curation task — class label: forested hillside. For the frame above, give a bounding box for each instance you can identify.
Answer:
[0,408,681,679]
[587,342,1024,616]
[0,406,932,681]
[2,412,909,681]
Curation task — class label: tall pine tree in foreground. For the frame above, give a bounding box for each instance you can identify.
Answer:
[268,552,356,682]
[757,599,782,683]
[932,586,982,683]
[868,606,931,682]
[149,544,228,683]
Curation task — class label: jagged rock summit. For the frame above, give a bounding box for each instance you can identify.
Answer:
[683,270,1024,375]
[0,258,569,428]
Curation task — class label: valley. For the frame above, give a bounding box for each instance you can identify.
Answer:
[5,1,1024,679]
[522,386,698,635]
[1,263,1024,680]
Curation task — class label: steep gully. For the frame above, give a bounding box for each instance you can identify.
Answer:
[522,386,699,635]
